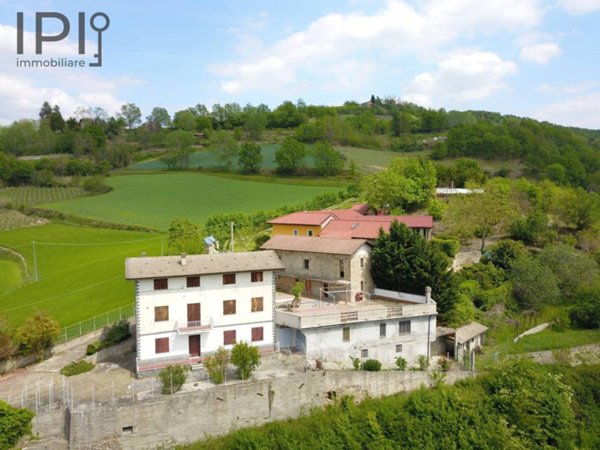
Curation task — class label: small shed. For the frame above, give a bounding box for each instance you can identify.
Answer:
[455,322,488,365]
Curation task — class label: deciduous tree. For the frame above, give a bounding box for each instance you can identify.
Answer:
[167,218,203,255]
[238,142,262,173]
[275,137,305,175]
[230,341,260,380]
[313,141,344,176]
[16,310,60,361]
[118,103,142,129]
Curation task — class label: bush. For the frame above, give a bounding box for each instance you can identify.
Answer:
[60,360,95,376]
[82,175,111,194]
[204,347,229,384]
[85,341,102,356]
[350,356,361,370]
[159,364,187,394]
[483,240,527,271]
[569,283,600,329]
[418,355,430,371]
[431,238,460,258]
[362,359,382,372]
[231,341,261,380]
[395,356,407,371]
[0,400,34,449]
[438,357,451,371]
[101,320,131,347]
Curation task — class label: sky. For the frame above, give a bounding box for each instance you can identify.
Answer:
[0,0,599,128]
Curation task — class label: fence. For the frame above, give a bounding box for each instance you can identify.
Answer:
[55,303,135,345]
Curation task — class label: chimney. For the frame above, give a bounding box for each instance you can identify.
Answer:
[425,286,432,303]
[180,253,187,266]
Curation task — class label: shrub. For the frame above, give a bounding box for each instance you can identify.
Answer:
[418,355,429,371]
[60,360,95,377]
[569,283,600,329]
[85,341,102,356]
[483,240,527,271]
[16,310,60,361]
[204,347,229,384]
[438,357,451,372]
[231,341,261,380]
[82,175,111,194]
[349,356,361,370]
[431,238,460,258]
[159,364,187,394]
[101,320,131,347]
[362,359,382,372]
[395,356,407,371]
[0,400,34,449]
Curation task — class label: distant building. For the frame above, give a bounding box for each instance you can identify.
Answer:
[268,204,432,240]
[126,251,284,374]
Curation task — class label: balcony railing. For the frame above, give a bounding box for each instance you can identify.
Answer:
[176,318,214,334]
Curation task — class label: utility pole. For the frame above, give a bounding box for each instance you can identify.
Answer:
[230,222,234,252]
[32,241,39,281]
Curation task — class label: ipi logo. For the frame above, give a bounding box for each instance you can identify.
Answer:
[16,12,110,68]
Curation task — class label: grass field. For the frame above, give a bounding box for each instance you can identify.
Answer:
[128,144,425,173]
[42,173,340,230]
[0,186,85,206]
[0,223,163,327]
[509,328,600,354]
[0,260,21,296]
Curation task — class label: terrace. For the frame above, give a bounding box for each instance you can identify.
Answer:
[275,288,436,330]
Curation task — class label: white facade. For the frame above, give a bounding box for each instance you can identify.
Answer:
[275,288,437,368]
[127,252,282,374]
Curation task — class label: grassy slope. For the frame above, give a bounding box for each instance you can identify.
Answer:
[0,223,163,326]
[41,173,340,230]
[128,144,429,173]
[0,260,21,296]
[510,328,600,354]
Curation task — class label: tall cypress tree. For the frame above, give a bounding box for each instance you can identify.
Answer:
[371,221,459,324]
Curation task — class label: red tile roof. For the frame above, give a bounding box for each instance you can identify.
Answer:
[261,235,369,255]
[268,212,334,226]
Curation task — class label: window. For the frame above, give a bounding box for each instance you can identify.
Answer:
[343,326,350,342]
[154,306,169,322]
[186,276,200,288]
[339,260,344,278]
[396,344,403,353]
[251,271,263,282]
[223,330,236,345]
[360,280,365,291]
[303,259,310,269]
[293,229,299,236]
[398,320,411,335]
[251,326,264,342]
[223,273,236,285]
[223,300,236,315]
[251,297,264,312]
[360,258,365,268]
[361,348,368,358]
[153,278,168,290]
[307,230,313,237]
[155,337,169,354]
[379,323,386,338]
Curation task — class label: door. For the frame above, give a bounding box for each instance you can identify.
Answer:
[188,335,200,357]
[323,282,329,298]
[187,303,200,325]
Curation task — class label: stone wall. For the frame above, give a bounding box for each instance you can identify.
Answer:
[68,369,472,449]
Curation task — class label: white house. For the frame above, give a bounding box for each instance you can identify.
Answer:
[125,251,284,374]
[275,287,437,368]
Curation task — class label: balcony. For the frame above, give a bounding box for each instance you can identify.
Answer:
[176,318,214,335]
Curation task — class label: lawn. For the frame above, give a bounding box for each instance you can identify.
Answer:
[0,260,21,296]
[128,144,425,173]
[0,186,85,206]
[42,173,340,230]
[0,223,163,327]
[510,328,600,354]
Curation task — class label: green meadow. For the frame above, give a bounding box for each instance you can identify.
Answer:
[42,172,340,230]
[0,223,163,326]
[128,144,424,173]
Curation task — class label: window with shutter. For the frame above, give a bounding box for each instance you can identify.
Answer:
[251,297,264,312]
[154,306,169,321]
[153,278,168,290]
[155,337,169,354]
[223,300,236,315]
[223,330,236,345]
[251,327,264,342]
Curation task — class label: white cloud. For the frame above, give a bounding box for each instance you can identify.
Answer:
[214,0,543,96]
[557,0,600,14]
[537,80,600,94]
[403,51,518,106]
[0,24,142,124]
[519,42,562,64]
[534,92,600,128]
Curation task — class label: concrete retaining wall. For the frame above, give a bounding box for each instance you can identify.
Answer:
[68,369,472,449]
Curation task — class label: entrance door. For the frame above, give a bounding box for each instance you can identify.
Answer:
[187,303,200,325]
[188,335,200,357]
[323,282,329,298]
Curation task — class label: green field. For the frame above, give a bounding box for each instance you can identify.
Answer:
[510,328,600,354]
[42,173,340,230]
[128,144,425,173]
[0,260,21,296]
[0,223,163,326]
[0,186,85,206]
